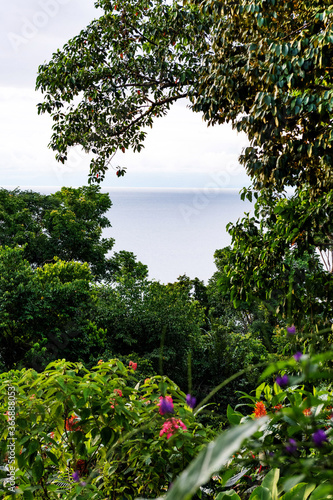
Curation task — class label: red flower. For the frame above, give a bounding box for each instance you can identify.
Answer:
[65,415,81,431]
[76,459,88,477]
[253,402,267,418]
[129,361,137,371]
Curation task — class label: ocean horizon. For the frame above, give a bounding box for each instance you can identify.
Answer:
[2,186,254,284]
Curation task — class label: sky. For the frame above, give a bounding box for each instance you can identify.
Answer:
[1,0,251,189]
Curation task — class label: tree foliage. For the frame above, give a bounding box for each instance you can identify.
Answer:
[0,246,105,371]
[36,0,210,181]
[0,359,213,499]
[0,186,114,279]
[36,0,333,198]
[194,0,333,197]
[222,189,333,329]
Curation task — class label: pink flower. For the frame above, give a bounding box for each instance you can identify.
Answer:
[129,361,137,371]
[114,388,123,397]
[159,418,187,439]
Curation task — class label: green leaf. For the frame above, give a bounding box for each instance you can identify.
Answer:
[216,491,241,500]
[309,484,333,499]
[255,382,266,400]
[101,426,113,445]
[23,491,34,500]
[32,456,44,483]
[160,418,268,500]
[262,469,279,500]
[249,486,272,500]
[45,450,59,466]
[281,483,316,500]
[227,404,243,425]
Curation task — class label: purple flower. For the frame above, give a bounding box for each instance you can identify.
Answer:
[312,429,328,447]
[285,438,297,454]
[276,375,288,387]
[287,325,296,335]
[159,396,174,415]
[186,394,197,409]
[72,471,80,483]
[72,471,86,487]
[293,351,302,361]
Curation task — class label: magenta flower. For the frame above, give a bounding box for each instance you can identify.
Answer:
[159,418,187,439]
[287,325,296,335]
[186,394,196,409]
[294,351,302,361]
[285,438,297,454]
[158,396,174,415]
[312,429,328,447]
[276,375,288,387]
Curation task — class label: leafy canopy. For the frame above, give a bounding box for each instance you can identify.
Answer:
[36,0,210,182]
[0,186,114,279]
[36,0,333,199]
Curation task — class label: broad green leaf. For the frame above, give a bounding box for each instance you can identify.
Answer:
[157,418,267,500]
[309,484,333,499]
[227,404,243,425]
[281,483,316,500]
[249,486,272,500]
[262,469,279,500]
[216,491,241,500]
[45,450,59,466]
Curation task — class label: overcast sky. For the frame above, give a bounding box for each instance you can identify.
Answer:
[1,0,251,189]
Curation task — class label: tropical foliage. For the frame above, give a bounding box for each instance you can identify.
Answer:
[1,0,333,498]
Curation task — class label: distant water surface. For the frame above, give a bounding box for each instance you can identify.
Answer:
[13,186,254,284]
[103,188,253,284]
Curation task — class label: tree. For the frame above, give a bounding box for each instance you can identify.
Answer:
[0,246,105,371]
[36,0,210,181]
[36,0,333,199]
[222,189,333,330]
[94,267,206,388]
[0,186,114,279]
[193,0,333,198]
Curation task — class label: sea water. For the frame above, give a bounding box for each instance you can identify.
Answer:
[12,186,254,284]
[103,187,253,284]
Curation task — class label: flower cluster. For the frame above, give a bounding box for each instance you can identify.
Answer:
[312,429,328,448]
[159,418,187,439]
[65,415,81,431]
[285,438,297,454]
[110,388,123,408]
[129,361,137,371]
[253,401,267,418]
[273,404,283,413]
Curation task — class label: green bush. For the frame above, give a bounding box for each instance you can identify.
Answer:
[0,359,213,499]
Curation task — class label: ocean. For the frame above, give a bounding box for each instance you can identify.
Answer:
[12,186,254,284]
[102,187,253,284]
